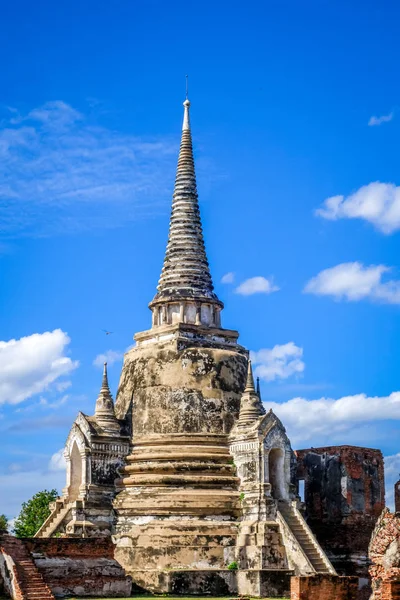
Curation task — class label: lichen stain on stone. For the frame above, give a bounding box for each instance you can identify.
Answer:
[115,339,247,435]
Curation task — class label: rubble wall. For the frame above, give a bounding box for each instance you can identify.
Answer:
[23,538,131,597]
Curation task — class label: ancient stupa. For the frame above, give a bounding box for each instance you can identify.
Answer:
[37,95,335,598]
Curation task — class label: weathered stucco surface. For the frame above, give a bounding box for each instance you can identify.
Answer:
[115,337,247,435]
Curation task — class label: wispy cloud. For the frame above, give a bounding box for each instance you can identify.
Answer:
[235,276,279,296]
[315,181,400,234]
[0,329,78,405]
[0,100,177,237]
[49,448,66,472]
[93,349,124,367]
[7,414,74,432]
[221,272,235,284]
[251,342,305,382]
[368,112,394,126]
[304,261,400,304]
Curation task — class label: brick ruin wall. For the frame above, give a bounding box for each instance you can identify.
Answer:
[369,508,400,600]
[295,445,385,599]
[291,575,358,600]
[23,538,131,597]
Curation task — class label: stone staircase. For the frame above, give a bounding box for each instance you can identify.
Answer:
[35,500,70,538]
[0,536,55,600]
[278,500,336,575]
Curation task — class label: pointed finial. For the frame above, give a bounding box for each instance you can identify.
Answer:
[256,376,261,400]
[185,74,189,100]
[95,361,120,433]
[100,362,111,394]
[237,359,265,425]
[182,96,190,131]
[244,360,256,393]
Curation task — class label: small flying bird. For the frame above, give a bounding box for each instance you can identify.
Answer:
[102,329,113,335]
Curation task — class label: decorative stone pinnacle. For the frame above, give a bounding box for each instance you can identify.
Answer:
[244,360,256,392]
[150,97,222,310]
[238,360,265,426]
[100,362,111,395]
[95,362,117,421]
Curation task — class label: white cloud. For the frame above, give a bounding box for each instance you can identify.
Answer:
[39,394,69,410]
[93,350,124,368]
[315,182,400,234]
[266,391,400,447]
[0,329,78,404]
[49,449,66,472]
[235,276,280,296]
[368,112,394,126]
[304,261,400,304]
[0,100,177,236]
[251,342,305,382]
[221,272,235,284]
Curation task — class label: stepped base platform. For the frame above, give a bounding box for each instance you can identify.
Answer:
[130,568,293,597]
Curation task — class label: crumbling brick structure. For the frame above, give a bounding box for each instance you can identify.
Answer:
[291,574,358,600]
[369,508,400,600]
[296,445,385,584]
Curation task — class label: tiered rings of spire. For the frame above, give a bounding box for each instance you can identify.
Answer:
[149,98,223,330]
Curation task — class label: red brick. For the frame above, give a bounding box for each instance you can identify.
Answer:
[291,575,358,600]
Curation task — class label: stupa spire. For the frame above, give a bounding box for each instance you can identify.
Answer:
[149,95,222,327]
[100,362,112,396]
[244,359,256,392]
[95,363,119,433]
[237,360,266,426]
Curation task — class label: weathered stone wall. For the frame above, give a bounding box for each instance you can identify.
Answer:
[369,508,400,600]
[24,538,131,597]
[290,574,358,600]
[115,337,247,436]
[295,445,384,579]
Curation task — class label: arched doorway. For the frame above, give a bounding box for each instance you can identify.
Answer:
[268,448,285,499]
[69,442,83,501]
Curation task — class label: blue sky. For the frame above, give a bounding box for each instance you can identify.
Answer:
[1,0,400,519]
